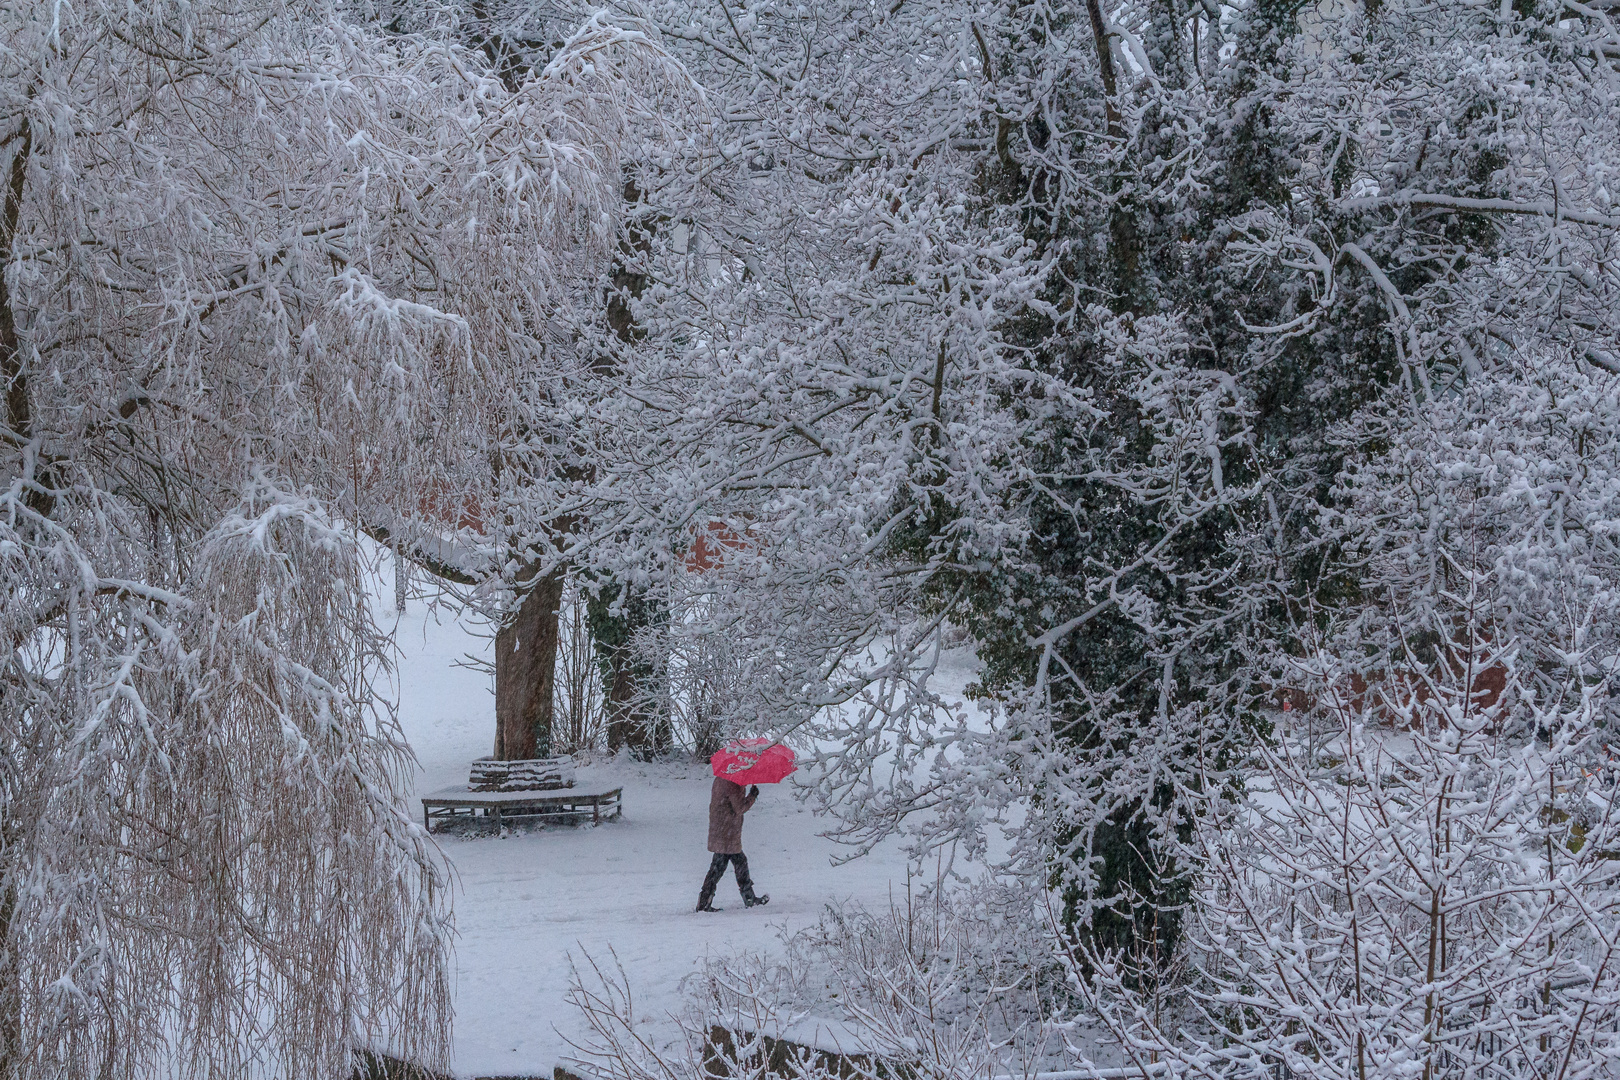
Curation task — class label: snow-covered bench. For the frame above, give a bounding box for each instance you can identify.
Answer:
[419,785,622,834]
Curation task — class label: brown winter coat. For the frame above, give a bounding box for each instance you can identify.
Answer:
[707,777,758,854]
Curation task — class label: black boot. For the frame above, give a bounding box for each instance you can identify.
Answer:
[733,853,767,907]
[697,853,729,912]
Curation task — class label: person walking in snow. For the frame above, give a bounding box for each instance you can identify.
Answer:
[697,776,769,911]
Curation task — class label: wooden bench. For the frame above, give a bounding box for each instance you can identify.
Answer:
[469,755,576,791]
[420,786,623,834]
[703,1021,916,1080]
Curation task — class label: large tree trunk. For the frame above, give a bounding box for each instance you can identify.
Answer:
[589,582,669,759]
[589,181,671,758]
[0,121,29,1080]
[603,659,639,753]
[1,121,30,441]
[0,871,18,1079]
[493,566,564,760]
[603,648,667,757]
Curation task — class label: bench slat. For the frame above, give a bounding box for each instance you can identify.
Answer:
[469,755,577,791]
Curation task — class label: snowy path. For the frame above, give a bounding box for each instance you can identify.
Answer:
[389,600,940,1079]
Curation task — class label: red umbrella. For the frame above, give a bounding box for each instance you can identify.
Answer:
[711,739,797,785]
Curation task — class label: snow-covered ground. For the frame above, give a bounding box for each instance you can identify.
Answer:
[387,589,991,1079]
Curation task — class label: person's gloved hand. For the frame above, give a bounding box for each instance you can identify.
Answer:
[749,785,760,798]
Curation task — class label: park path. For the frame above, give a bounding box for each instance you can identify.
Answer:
[391,601,929,1079]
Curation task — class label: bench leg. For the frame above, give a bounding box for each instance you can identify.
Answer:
[593,801,600,825]
[492,806,502,835]
[424,805,431,834]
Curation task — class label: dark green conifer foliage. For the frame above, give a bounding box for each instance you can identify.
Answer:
[905,0,1489,971]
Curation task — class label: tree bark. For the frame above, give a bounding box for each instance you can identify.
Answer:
[393,541,408,612]
[0,119,50,516]
[588,581,668,758]
[1,120,30,443]
[1083,0,1122,138]
[1,122,31,1078]
[589,180,671,757]
[0,860,18,1079]
[493,566,564,760]
[604,659,641,753]
[603,650,667,757]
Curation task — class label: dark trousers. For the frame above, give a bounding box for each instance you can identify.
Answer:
[698,852,756,907]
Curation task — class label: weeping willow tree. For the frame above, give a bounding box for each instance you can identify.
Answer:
[0,1,680,1075]
[2,483,451,1078]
